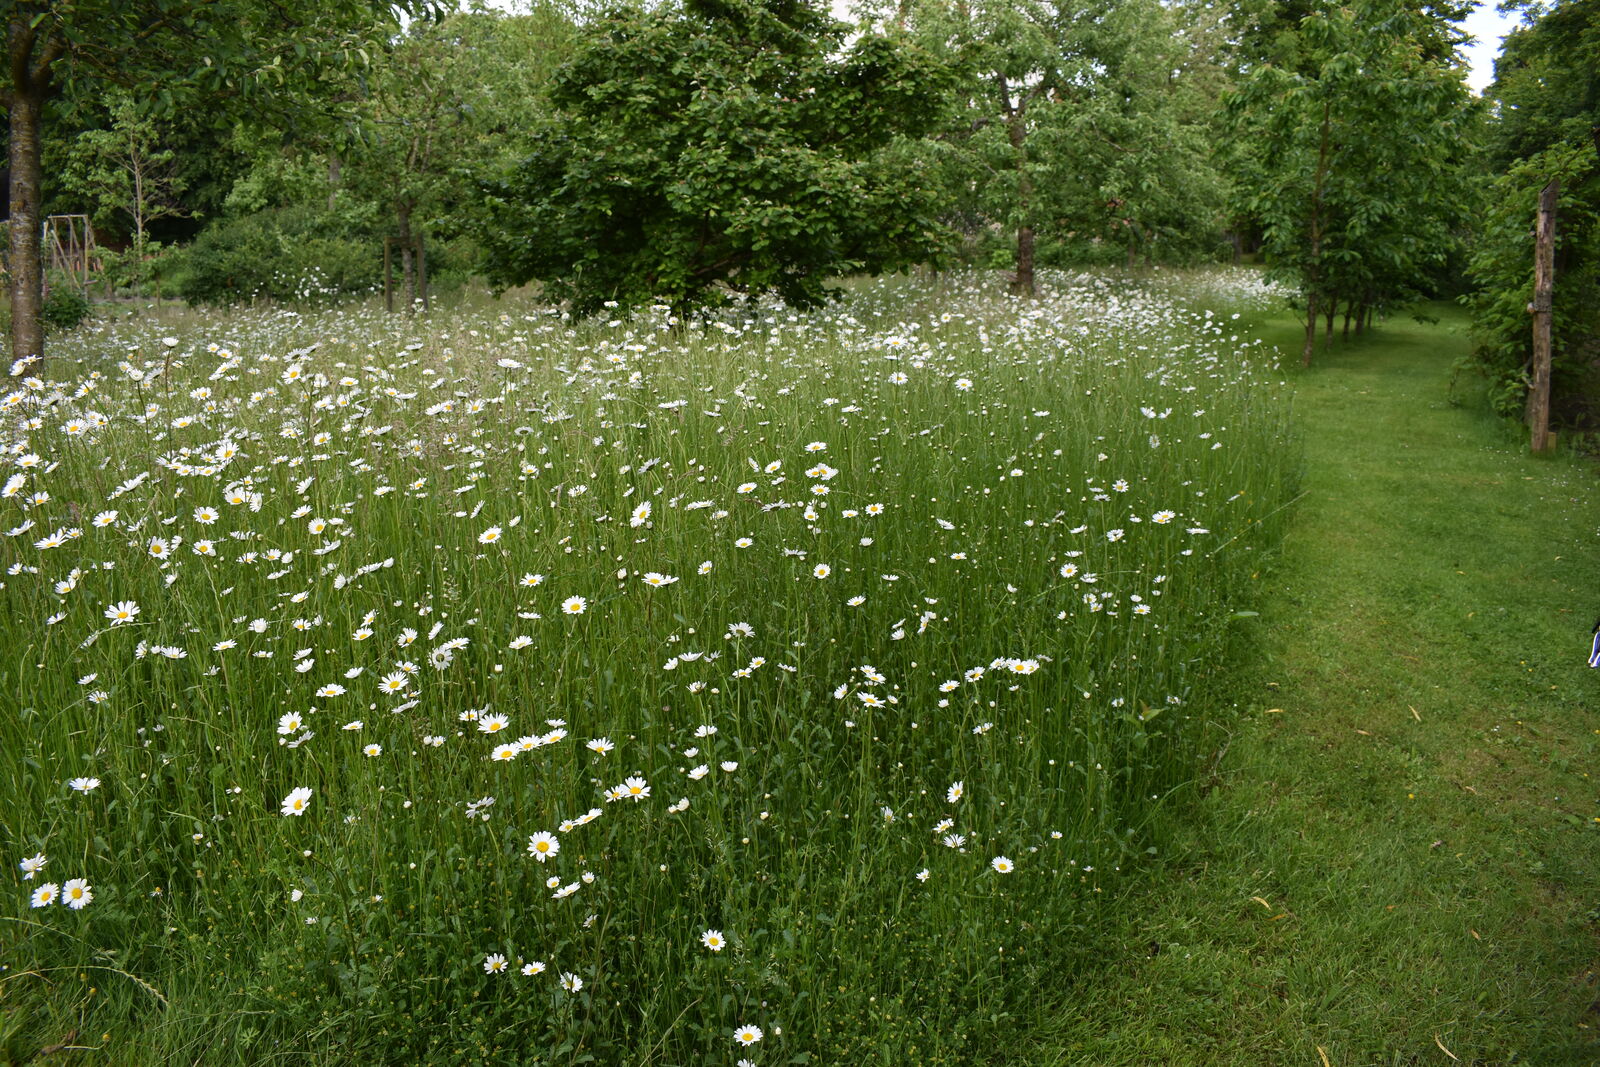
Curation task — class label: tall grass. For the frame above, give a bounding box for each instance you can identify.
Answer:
[2,269,1296,1063]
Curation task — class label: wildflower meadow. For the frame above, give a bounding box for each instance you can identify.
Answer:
[3,269,1299,1062]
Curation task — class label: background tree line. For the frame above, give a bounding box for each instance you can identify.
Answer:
[4,0,1597,432]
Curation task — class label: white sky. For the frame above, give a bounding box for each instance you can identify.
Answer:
[1459,1,1523,94]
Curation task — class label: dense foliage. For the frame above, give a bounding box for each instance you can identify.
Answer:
[477,0,952,314]
[1463,0,1600,425]
[1225,0,1476,364]
[6,0,1596,416]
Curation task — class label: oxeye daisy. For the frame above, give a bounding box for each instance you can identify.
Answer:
[562,595,587,615]
[30,882,59,908]
[991,856,1015,874]
[586,737,614,755]
[280,787,313,816]
[521,961,546,976]
[700,929,726,952]
[526,832,560,861]
[103,600,140,625]
[62,878,93,909]
[733,1024,763,1046]
[483,953,508,974]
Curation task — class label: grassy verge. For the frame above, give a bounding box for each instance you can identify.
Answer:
[1034,303,1600,1064]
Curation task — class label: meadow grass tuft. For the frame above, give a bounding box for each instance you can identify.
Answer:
[1,270,1297,1063]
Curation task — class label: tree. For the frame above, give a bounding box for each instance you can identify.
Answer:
[476,0,953,316]
[1224,0,1475,364]
[1032,0,1229,269]
[57,90,189,292]
[342,6,576,311]
[904,0,1077,295]
[2,0,431,363]
[889,0,1228,292]
[1463,0,1600,427]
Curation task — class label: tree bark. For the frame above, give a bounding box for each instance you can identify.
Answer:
[1001,78,1034,297]
[1303,291,1319,368]
[1528,178,1558,453]
[396,203,415,312]
[1301,100,1333,368]
[1014,224,1035,296]
[7,80,46,363]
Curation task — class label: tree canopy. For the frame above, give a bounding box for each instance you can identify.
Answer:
[3,0,436,359]
[1225,0,1476,364]
[5,0,1596,440]
[475,0,954,315]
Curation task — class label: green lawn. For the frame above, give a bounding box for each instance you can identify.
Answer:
[1034,303,1600,1065]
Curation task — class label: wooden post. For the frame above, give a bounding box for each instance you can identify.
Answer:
[1528,178,1558,454]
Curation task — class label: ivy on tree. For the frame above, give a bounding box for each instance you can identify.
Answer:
[476,0,952,317]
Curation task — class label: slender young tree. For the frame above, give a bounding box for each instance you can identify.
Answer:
[1225,0,1474,365]
[342,6,575,312]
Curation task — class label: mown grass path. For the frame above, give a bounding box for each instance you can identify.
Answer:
[1038,304,1600,1064]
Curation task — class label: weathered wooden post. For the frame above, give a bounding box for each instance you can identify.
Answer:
[1528,178,1557,454]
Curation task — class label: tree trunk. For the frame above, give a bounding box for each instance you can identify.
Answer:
[1528,178,1558,453]
[397,204,415,312]
[8,86,46,363]
[1301,101,1333,369]
[1323,296,1336,347]
[1302,291,1318,367]
[328,154,342,212]
[1002,91,1034,297]
[1014,225,1035,296]
[1342,303,1353,340]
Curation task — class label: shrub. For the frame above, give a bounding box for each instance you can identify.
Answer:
[41,284,91,334]
[175,205,379,305]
